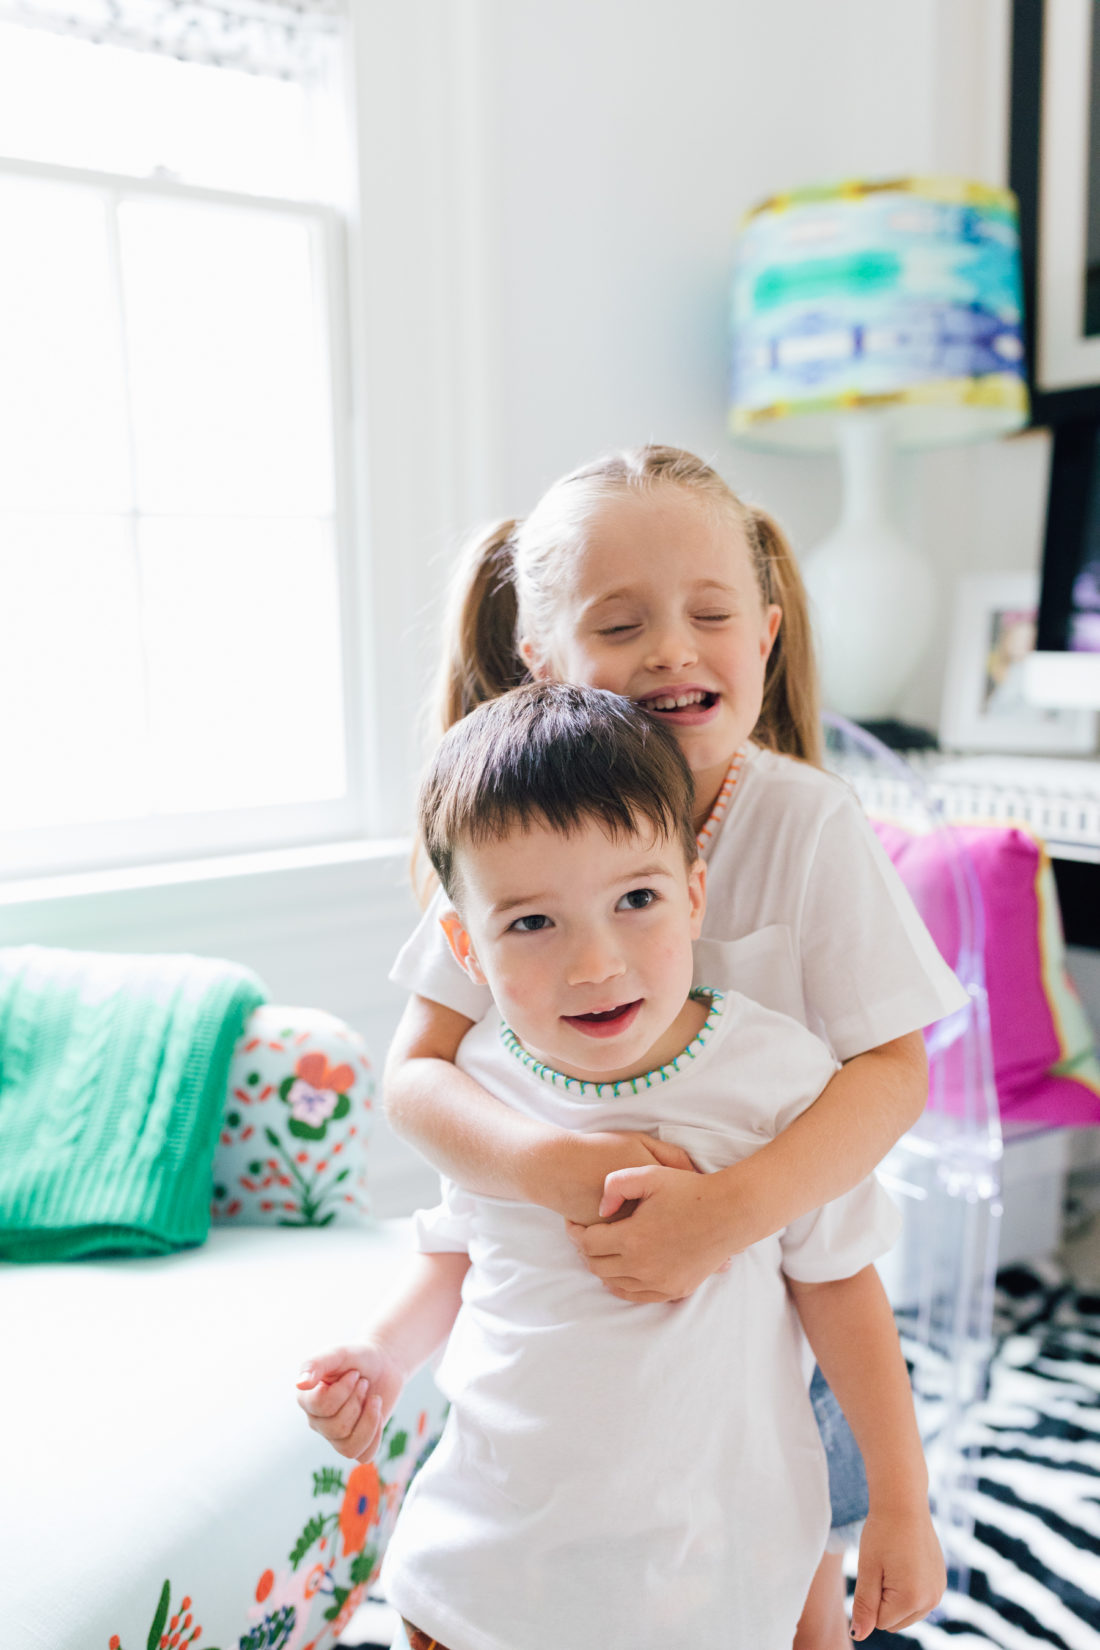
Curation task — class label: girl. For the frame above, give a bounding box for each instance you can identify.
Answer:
[383,444,966,1648]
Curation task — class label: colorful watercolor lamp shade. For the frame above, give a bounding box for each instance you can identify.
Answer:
[729,178,1029,721]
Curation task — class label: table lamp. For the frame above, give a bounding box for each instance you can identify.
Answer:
[729,177,1029,725]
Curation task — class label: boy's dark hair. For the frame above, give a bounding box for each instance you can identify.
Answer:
[419,683,698,903]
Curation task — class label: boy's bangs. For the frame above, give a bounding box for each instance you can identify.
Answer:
[419,683,698,897]
[461,790,684,856]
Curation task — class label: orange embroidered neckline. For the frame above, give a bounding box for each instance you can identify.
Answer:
[695,746,748,849]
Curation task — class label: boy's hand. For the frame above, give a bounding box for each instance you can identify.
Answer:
[565,1165,731,1302]
[849,1506,946,1639]
[296,1342,406,1464]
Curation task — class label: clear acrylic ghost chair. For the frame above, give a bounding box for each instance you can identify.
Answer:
[822,711,1003,1601]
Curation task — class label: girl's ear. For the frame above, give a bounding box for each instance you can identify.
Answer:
[761,604,782,663]
[688,857,707,939]
[519,636,553,682]
[439,910,487,983]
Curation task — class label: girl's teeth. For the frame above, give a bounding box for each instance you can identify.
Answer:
[649,692,706,710]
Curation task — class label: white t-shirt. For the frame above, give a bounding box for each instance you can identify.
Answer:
[390,743,969,1061]
[381,991,901,1650]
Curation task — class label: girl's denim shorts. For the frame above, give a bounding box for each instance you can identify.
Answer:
[811,1362,869,1549]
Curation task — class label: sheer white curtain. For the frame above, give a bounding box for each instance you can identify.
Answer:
[0,0,345,80]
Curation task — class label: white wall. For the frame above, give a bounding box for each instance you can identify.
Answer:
[431,0,1035,733]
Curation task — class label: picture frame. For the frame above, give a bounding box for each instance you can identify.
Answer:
[940,571,1098,752]
[1010,0,1100,422]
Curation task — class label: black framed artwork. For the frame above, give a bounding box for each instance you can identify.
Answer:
[1011,0,1100,424]
[1036,418,1100,650]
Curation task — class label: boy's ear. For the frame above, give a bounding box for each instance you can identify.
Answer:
[439,909,487,984]
[688,857,706,939]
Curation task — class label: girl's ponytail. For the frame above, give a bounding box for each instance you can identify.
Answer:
[415,519,529,905]
[749,508,823,767]
[434,519,530,737]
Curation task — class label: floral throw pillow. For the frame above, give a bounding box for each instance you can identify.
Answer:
[211,1005,373,1226]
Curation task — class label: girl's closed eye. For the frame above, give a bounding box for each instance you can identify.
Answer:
[616,887,657,912]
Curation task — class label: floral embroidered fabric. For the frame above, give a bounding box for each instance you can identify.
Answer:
[109,1400,444,1650]
[212,1005,374,1226]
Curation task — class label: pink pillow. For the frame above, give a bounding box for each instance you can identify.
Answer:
[873,821,1100,1128]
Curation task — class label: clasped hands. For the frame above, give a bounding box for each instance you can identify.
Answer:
[560,1131,739,1303]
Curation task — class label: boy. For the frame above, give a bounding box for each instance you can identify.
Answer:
[297,684,945,1649]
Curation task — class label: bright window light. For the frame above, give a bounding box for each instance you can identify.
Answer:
[119,199,334,516]
[0,517,150,829]
[0,23,314,198]
[0,26,355,872]
[140,517,347,814]
[0,175,129,512]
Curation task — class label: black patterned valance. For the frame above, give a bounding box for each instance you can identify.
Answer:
[0,0,346,79]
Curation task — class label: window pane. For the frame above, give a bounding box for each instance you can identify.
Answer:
[0,518,148,828]
[0,25,313,200]
[119,199,334,516]
[0,175,130,513]
[140,517,347,813]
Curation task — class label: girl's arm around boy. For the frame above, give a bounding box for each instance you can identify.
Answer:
[386,995,928,1304]
[384,994,701,1222]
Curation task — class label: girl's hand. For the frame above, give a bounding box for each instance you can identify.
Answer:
[296,1341,406,1464]
[849,1506,946,1639]
[566,1165,732,1302]
[542,1131,699,1224]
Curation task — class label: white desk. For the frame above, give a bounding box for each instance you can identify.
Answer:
[898,751,1100,865]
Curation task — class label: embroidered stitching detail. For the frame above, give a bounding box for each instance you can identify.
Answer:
[499,989,725,1097]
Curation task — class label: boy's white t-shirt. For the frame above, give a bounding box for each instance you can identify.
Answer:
[391,743,969,1060]
[380,991,901,1650]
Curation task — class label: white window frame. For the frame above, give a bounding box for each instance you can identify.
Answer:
[0,151,369,881]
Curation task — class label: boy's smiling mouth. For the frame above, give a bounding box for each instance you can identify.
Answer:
[562,1000,643,1038]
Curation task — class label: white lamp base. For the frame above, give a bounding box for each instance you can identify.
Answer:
[802,412,935,722]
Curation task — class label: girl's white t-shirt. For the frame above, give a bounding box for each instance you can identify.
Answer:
[390,743,969,1060]
[380,991,901,1650]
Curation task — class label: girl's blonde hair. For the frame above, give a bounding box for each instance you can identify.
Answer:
[433,443,821,765]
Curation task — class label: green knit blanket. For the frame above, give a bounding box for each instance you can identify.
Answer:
[0,946,268,1262]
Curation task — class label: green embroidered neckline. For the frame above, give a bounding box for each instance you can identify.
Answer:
[499,987,724,1099]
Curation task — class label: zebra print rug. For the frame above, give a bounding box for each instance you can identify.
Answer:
[859,1261,1100,1649]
